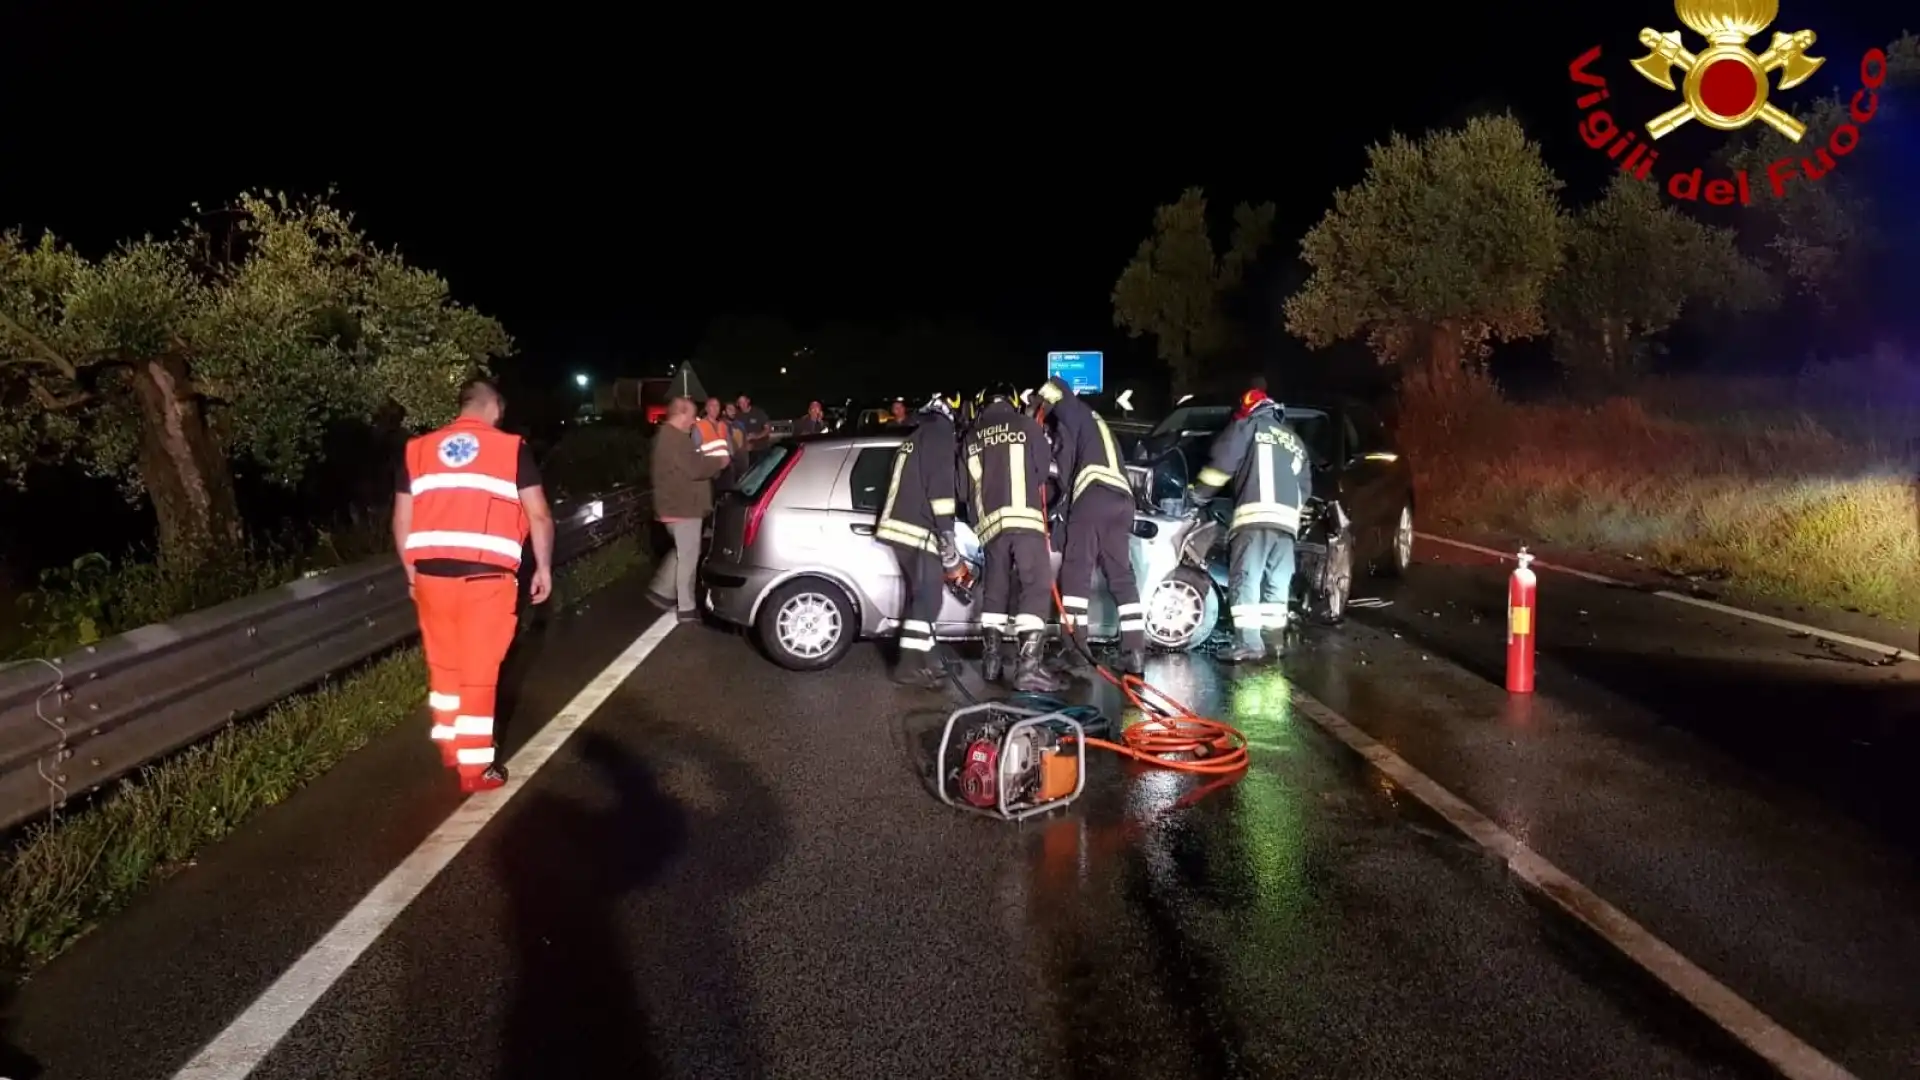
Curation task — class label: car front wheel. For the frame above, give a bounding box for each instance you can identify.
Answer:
[1318,528,1354,624]
[1143,566,1220,652]
[757,578,857,671]
[1379,502,1414,578]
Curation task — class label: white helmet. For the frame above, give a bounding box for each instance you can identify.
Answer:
[919,393,956,421]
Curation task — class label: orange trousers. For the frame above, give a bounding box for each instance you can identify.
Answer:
[414,572,519,784]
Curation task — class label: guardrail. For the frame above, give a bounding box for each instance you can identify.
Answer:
[0,486,650,833]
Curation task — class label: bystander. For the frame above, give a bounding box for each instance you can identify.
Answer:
[735,394,771,460]
[648,396,728,622]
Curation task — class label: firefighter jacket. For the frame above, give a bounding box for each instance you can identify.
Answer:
[1035,378,1132,506]
[1192,402,1311,535]
[401,417,531,570]
[963,400,1053,544]
[875,411,959,555]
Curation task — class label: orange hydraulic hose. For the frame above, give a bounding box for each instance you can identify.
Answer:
[1033,402,1249,778]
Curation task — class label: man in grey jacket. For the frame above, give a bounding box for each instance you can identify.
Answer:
[648,396,729,623]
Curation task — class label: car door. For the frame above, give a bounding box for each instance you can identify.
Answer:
[837,444,906,625]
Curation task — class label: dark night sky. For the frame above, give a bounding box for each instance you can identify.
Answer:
[2,1,1907,393]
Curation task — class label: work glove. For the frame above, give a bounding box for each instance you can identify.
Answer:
[936,531,961,572]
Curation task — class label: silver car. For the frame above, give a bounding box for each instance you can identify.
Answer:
[699,434,1210,671]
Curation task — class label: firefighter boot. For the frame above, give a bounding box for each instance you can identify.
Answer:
[1266,617,1294,658]
[1217,626,1266,664]
[981,628,1006,684]
[1013,631,1068,693]
[1054,628,1094,680]
[1117,649,1146,677]
[893,646,942,689]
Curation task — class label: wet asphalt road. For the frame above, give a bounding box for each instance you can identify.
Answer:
[3,544,1916,1080]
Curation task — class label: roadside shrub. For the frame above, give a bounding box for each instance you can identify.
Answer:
[7,514,393,661]
[540,419,653,500]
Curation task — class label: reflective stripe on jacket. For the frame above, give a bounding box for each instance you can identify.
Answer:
[876,413,958,554]
[403,418,529,569]
[963,401,1052,544]
[693,418,733,461]
[1035,379,1132,504]
[1193,403,1310,535]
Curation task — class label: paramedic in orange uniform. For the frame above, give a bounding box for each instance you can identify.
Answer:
[391,378,556,792]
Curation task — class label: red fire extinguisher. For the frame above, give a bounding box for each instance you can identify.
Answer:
[1506,548,1536,694]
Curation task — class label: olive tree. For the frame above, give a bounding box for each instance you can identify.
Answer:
[0,192,509,569]
[1284,114,1564,397]
[1547,174,1772,383]
[1112,187,1275,396]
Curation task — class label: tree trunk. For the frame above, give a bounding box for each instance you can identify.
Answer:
[128,353,243,570]
[1168,348,1197,401]
[1416,320,1466,399]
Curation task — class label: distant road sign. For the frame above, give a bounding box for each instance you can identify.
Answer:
[1046,352,1103,394]
[1113,389,1134,412]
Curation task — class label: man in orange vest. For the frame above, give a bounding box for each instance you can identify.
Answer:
[392,377,555,792]
[695,397,735,490]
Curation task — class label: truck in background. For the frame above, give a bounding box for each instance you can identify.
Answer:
[587,377,673,423]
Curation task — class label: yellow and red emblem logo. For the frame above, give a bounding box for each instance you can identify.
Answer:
[1569,0,1890,205]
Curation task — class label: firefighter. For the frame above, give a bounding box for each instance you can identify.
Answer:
[875,393,963,688]
[393,377,556,791]
[1035,376,1145,676]
[965,383,1066,692]
[1188,386,1310,663]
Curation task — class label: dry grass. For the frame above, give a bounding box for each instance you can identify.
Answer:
[1399,363,1920,625]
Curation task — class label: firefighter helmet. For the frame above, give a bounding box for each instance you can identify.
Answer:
[1235,386,1274,419]
[919,392,960,421]
[976,382,1023,409]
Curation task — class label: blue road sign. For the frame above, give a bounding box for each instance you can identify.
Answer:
[1046,351,1104,394]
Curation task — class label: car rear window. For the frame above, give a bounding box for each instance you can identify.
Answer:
[1284,410,1334,468]
[1151,406,1232,436]
[848,447,895,513]
[736,444,796,500]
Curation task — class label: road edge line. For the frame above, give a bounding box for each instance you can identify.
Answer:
[167,611,681,1080]
[1415,531,1920,663]
[1285,686,1860,1080]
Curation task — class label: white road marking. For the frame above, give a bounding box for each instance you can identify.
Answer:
[1417,532,1919,663]
[168,612,680,1080]
[1286,686,1862,1080]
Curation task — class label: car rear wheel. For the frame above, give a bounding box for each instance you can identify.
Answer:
[1378,502,1414,578]
[757,578,856,671]
[1143,566,1220,652]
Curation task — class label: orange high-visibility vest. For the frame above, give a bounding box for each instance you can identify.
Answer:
[402,418,530,570]
[694,418,732,461]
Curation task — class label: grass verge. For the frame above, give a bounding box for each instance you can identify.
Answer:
[0,533,650,976]
[1399,371,1920,625]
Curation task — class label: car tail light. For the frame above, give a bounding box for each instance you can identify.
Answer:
[744,448,803,550]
